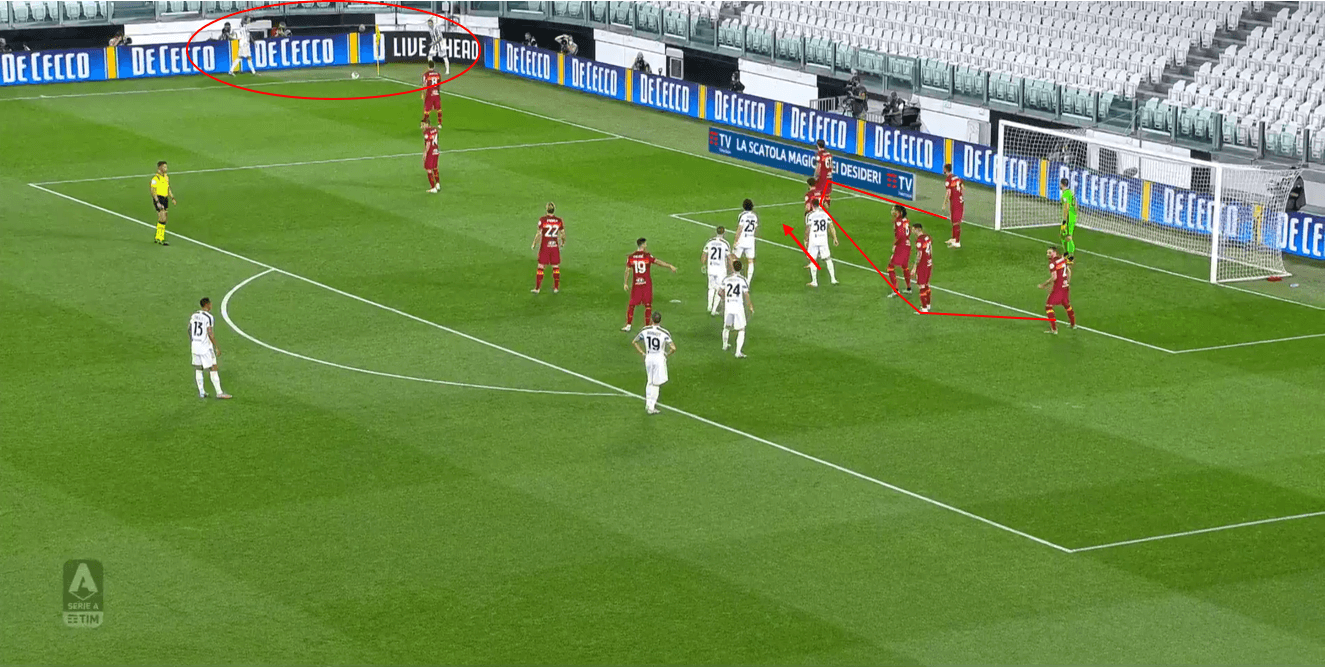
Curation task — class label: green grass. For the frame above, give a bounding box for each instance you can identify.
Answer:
[1,64,1322,665]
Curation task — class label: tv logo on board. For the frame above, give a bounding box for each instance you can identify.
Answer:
[1,51,94,84]
[128,45,218,76]
[569,58,619,97]
[870,126,936,170]
[253,38,336,69]
[503,43,552,81]
[636,73,691,114]
[710,89,769,133]
[63,559,103,628]
[786,106,848,150]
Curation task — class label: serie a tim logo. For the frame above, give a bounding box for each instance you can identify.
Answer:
[63,559,103,628]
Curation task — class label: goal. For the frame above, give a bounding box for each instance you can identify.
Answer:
[993,120,1301,283]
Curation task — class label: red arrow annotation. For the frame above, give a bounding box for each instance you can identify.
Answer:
[820,185,1052,322]
[782,224,820,270]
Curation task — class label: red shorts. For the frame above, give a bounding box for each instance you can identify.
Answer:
[424,152,438,170]
[538,245,561,265]
[889,246,911,268]
[424,95,441,113]
[915,264,932,285]
[1047,291,1071,308]
[950,206,963,224]
[629,284,653,306]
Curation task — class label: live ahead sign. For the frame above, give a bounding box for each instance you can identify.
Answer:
[709,127,916,201]
[379,31,483,64]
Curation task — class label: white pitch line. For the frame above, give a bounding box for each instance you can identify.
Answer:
[1173,332,1326,354]
[0,75,369,102]
[1069,511,1325,553]
[33,137,622,185]
[221,268,623,397]
[29,182,1073,554]
[670,213,1178,355]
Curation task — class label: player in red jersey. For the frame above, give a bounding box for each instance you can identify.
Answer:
[885,204,913,297]
[942,163,964,248]
[530,202,565,294]
[803,177,819,213]
[421,60,443,125]
[622,237,677,331]
[812,139,833,210]
[1038,246,1076,334]
[912,222,933,312]
[421,120,440,193]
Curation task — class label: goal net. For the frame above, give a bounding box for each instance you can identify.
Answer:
[994,120,1300,283]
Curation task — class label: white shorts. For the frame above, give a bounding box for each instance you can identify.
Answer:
[723,307,747,330]
[237,43,251,58]
[429,44,447,59]
[734,241,756,258]
[645,354,668,386]
[807,242,832,260]
[191,346,216,368]
[707,271,724,291]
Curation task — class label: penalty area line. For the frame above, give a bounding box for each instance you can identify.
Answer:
[1172,332,1326,354]
[221,268,623,398]
[29,182,1074,554]
[1068,510,1326,553]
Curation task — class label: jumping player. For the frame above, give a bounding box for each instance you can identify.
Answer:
[228,18,256,76]
[804,198,839,287]
[632,311,675,415]
[812,138,834,210]
[426,18,451,76]
[1060,177,1077,263]
[531,202,564,294]
[422,60,443,125]
[1039,246,1076,334]
[421,120,440,193]
[732,199,758,282]
[943,163,964,248]
[622,238,677,331]
[885,204,913,297]
[913,222,933,312]
[701,226,731,316]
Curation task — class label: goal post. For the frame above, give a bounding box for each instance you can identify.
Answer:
[993,120,1300,283]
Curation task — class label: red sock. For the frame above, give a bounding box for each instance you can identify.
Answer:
[952,224,961,242]
[552,267,560,289]
[535,267,544,289]
[625,304,635,325]
[921,287,930,308]
[887,268,896,290]
[1066,305,1076,327]
[427,172,436,188]
[644,305,652,325]
[904,270,912,290]
[1046,308,1057,331]
[432,170,440,186]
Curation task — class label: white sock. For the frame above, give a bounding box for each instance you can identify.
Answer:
[247,58,256,74]
[195,370,206,395]
[826,259,837,282]
[736,330,746,355]
[645,383,658,411]
[722,327,731,347]
[746,263,754,281]
[809,266,818,284]
[708,291,718,313]
[209,371,224,395]
[444,56,451,75]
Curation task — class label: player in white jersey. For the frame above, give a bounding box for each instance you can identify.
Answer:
[427,18,451,75]
[720,261,754,358]
[732,198,759,281]
[632,312,675,414]
[804,198,839,287]
[189,297,231,399]
[228,19,257,76]
[700,225,731,316]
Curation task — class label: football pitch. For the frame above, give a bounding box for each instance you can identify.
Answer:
[1,64,1322,665]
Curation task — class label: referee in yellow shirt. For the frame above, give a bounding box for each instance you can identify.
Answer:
[150,161,177,246]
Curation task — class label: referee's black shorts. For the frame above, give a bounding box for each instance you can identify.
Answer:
[155,195,169,211]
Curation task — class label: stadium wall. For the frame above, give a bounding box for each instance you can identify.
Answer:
[3,32,1319,261]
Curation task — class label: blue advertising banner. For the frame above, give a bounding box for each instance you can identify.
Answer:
[860,123,944,174]
[1278,212,1325,259]
[0,47,107,86]
[779,103,855,153]
[709,127,915,201]
[705,88,776,135]
[495,40,557,84]
[564,55,625,101]
[117,42,230,79]
[630,70,699,117]
[248,35,349,73]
